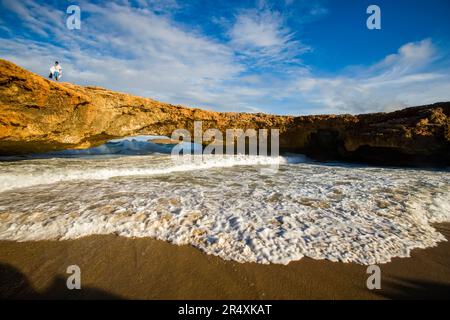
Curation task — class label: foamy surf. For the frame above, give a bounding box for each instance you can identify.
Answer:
[0,155,290,193]
[0,154,449,266]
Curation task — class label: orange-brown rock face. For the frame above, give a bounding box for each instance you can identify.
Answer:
[0,59,449,166]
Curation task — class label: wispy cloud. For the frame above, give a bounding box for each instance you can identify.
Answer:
[294,39,450,113]
[134,0,181,12]
[228,8,309,66]
[1,0,66,37]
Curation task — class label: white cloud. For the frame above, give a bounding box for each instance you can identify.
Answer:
[228,8,309,66]
[230,10,289,48]
[134,0,181,12]
[0,0,66,37]
[294,39,450,114]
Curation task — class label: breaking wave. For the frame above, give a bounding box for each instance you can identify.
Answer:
[0,154,293,193]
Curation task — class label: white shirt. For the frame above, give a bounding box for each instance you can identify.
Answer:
[50,65,62,73]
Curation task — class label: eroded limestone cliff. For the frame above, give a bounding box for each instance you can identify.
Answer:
[1,59,449,165]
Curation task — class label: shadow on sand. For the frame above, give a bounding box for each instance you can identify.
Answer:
[0,263,122,300]
[378,277,450,300]
[3,262,450,300]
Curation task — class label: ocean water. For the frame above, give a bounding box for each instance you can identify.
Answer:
[0,137,449,265]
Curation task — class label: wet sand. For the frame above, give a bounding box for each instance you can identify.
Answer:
[1,224,449,300]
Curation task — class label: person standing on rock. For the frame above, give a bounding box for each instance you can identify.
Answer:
[49,61,62,81]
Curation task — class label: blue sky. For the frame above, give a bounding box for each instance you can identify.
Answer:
[1,0,449,115]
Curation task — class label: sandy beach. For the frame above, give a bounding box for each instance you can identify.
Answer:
[1,224,449,300]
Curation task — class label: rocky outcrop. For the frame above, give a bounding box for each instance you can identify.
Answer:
[1,59,449,166]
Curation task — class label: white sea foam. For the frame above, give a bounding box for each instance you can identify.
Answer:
[0,154,449,265]
[0,155,289,193]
